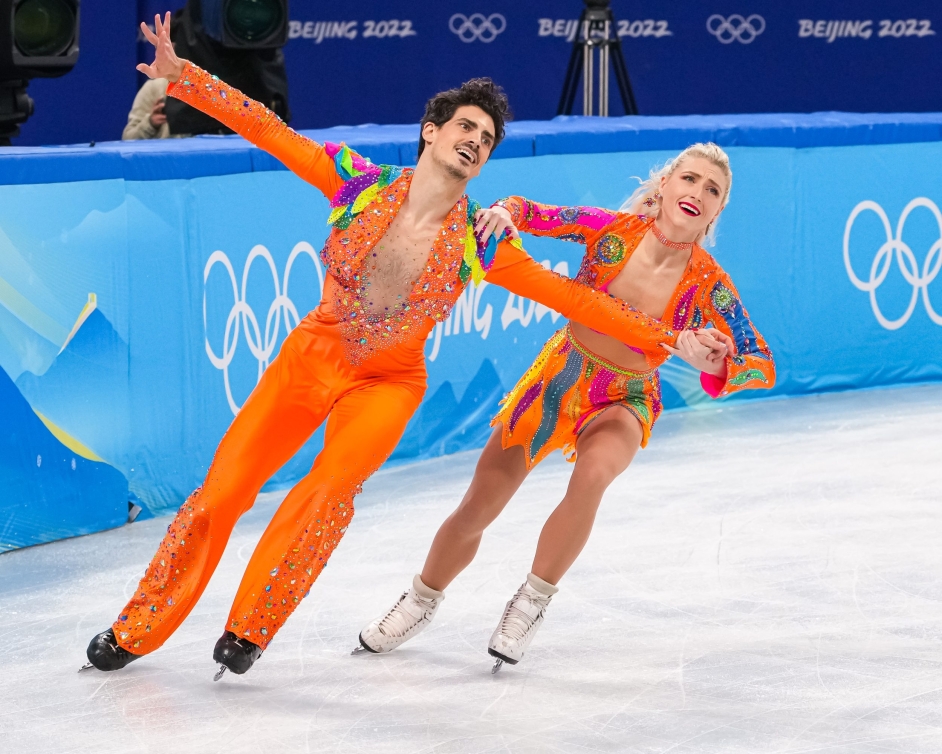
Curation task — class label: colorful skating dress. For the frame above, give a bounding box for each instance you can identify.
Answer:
[492,198,776,468]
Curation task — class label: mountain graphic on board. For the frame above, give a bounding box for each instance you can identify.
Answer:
[0,365,127,552]
[16,307,129,466]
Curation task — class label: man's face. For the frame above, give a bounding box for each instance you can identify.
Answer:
[421,105,496,181]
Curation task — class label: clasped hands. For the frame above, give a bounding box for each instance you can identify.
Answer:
[661,329,732,377]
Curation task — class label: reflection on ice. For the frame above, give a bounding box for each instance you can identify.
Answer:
[2,384,942,753]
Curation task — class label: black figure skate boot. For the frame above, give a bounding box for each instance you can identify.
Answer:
[82,627,141,671]
[212,631,262,681]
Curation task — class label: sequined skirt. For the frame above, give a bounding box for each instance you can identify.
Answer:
[493,325,662,469]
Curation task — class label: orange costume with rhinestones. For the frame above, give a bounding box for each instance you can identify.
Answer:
[491,197,776,468]
[111,64,680,656]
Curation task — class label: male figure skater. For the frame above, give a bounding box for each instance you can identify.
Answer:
[85,13,682,679]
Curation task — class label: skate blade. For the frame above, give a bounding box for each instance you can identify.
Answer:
[78,662,94,673]
[352,632,380,656]
[491,659,503,674]
[213,665,227,682]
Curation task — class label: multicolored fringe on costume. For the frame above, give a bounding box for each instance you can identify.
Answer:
[494,325,662,469]
[324,143,404,230]
[323,143,520,286]
[460,199,523,285]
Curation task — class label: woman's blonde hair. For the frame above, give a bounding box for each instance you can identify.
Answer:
[620,142,732,247]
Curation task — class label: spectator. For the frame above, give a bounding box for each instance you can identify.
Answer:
[123,77,169,140]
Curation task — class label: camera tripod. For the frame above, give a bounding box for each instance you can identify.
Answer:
[557,0,638,116]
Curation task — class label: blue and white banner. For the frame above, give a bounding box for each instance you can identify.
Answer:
[15,1,942,146]
[184,0,942,126]
[2,141,941,549]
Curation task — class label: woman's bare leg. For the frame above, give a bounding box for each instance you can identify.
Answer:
[420,425,530,591]
[531,408,642,585]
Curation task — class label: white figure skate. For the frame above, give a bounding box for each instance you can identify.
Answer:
[488,574,557,673]
[354,575,444,654]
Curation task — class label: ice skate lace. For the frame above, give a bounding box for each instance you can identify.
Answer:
[499,590,550,642]
[377,591,436,638]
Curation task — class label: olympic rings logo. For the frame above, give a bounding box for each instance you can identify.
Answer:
[449,13,506,43]
[204,242,324,414]
[706,14,766,44]
[843,198,942,330]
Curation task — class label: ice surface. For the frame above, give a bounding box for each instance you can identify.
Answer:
[2,384,942,753]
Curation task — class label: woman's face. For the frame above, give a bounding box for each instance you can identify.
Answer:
[657,156,728,238]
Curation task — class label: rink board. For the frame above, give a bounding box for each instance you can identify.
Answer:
[1,135,941,548]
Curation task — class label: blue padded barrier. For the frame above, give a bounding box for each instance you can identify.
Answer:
[3,112,942,185]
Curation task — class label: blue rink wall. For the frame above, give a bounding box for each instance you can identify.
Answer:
[2,124,941,550]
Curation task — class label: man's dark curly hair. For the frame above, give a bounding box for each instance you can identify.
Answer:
[417,77,512,159]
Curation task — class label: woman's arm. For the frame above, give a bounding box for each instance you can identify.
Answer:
[484,239,676,359]
[697,272,776,397]
[493,196,619,244]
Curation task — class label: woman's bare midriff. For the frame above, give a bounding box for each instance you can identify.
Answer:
[568,322,653,371]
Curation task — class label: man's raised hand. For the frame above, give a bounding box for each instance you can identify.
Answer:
[136,12,186,83]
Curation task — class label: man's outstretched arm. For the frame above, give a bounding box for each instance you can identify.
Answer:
[484,239,676,362]
[138,12,343,199]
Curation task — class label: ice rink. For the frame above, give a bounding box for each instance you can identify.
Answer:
[1,384,941,753]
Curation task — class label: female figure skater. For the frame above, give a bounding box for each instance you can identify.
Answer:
[358,143,776,671]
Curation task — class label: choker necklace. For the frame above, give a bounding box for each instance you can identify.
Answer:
[651,222,694,252]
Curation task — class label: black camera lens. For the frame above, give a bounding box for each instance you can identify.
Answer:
[13,0,76,57]
[225,0,284,44]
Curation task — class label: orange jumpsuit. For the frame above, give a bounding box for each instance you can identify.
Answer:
[112,64,679,655]
[492,198,776,468]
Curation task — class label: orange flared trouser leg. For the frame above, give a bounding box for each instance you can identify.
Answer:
[112,316,425,654]
[225,377,423,647]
